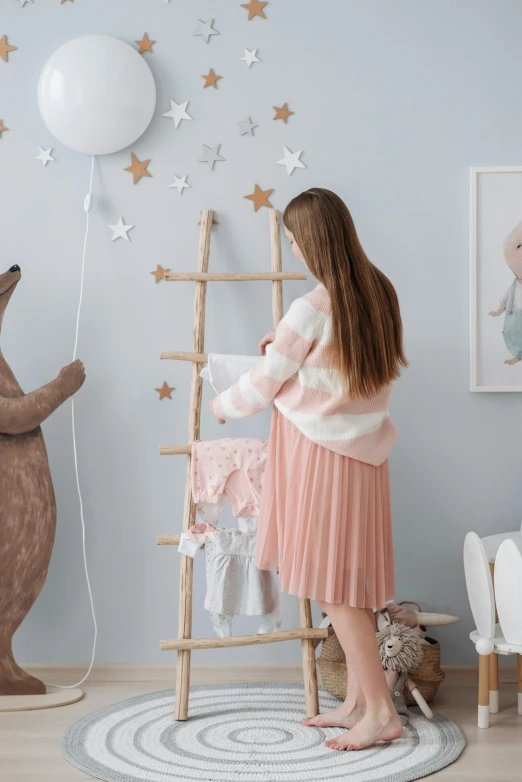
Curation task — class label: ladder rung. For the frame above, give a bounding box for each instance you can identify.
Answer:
[160,444,192,455]
[158,534,181,545]
[160,627,328,651]
[161,351,208,362]
[164,272,307,282]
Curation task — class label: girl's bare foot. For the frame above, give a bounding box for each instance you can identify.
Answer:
[505,358,521,365]
[301,702,365,730]
[324,711,403,751]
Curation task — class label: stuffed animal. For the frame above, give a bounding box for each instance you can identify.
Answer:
[376,623,434,724]
[0,265,85,695]
[375,601,459,644]
[489,220,522,365]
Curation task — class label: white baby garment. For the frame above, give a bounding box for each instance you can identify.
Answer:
[179,515,282,636]
[203,517,281,618]
[200,353,260,394]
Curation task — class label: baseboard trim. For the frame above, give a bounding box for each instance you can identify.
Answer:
[23,663,307,684]
[21,662,519,684]
[444,665,518,683]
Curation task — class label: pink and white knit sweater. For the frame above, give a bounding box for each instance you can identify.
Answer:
[210,283,397,466]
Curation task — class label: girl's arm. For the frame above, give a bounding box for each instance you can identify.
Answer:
[210,295,318,420]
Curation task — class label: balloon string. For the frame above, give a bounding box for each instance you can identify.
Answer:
[49,154,98,691]
[73,154,95,361]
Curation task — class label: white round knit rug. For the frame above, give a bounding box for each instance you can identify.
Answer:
[62,683,465,782]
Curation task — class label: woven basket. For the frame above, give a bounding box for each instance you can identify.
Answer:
[404,635,445,705]
[317,601,446,705]
[316,632,348,701]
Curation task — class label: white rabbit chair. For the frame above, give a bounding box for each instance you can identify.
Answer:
[464,531,522,728]
[477,523,522,715]
[495,538,522,718]
[481,522,522,564]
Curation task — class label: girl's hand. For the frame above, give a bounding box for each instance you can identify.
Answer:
[217,418,226,425]
[259,330,276,356]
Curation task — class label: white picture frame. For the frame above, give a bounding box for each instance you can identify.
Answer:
[470,166,522,392]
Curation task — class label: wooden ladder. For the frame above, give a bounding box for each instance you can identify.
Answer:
[157,209,329,721]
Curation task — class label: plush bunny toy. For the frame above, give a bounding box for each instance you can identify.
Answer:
[376,623,434,724]
[490,220,522,365]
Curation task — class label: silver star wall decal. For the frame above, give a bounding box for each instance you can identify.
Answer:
[19,0,34,6]
[162,99,193,129]
[238,117,257,136]
[240,48,261,68]
[198,144,225,170]
[194,19,219,44]
[277,146,305,175]
[169,174,191,195]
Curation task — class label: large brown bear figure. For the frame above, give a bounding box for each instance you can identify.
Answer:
[0,265,85,695]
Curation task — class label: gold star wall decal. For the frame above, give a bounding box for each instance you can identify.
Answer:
[124,154,152,184]
[202,68,222,89]
[61,0,74,4]
[244,185,273,212]
[273,103,294,123]
[0,36,17,63]
[241,0,268,20]
[136,33,155,54]
[150,265,170,283]
[156,382,175,400]
[0,119,8,137]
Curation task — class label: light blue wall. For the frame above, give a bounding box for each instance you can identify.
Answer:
[3,0,520,668]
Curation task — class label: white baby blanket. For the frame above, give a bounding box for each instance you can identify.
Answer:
[200,353,260,394]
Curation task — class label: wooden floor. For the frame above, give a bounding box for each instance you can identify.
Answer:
[0,665,520,781]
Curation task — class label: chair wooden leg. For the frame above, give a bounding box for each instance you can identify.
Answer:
[489,652,499,713]
[517,654,522,715]
[478,654,490,728]
[298,598,320,718]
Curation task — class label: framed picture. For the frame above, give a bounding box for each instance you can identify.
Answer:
[471,166,522,391]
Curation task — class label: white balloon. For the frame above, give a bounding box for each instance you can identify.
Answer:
[38,35,156,156]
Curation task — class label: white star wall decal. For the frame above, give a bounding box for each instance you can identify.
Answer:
[240,48,261,68]
[162,99,193,129]
[108,217,134,242]
[277,146,305,176]
[35,148,55,166]
[169,174,191,195]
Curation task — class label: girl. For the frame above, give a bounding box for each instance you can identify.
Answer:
[210,188,407,751]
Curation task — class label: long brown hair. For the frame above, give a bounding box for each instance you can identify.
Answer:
[283,188,407,398]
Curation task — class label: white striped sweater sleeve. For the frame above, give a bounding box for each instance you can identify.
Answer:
[210,295,319,420]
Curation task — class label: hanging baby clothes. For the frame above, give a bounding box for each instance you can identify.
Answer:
[204,517,282,636]
[178,522,220,558]
[200,354,260,395]
[178,517,282,637]
[192,437,268,518]
[182,437,281,637]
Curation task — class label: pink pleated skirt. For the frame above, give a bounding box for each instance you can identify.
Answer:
[255,408,395,608]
